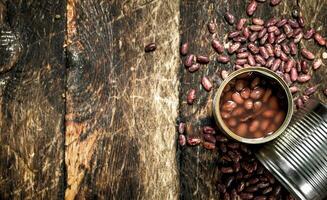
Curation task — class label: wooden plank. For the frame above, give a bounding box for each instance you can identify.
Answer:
[178,0,326,199]
[65,0,180,199]
[0,0,66,199]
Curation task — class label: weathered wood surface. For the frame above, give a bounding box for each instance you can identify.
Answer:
[0,0,326,199]
[65,0,180,199]
[0,0,66,199]
[178,0,327,199]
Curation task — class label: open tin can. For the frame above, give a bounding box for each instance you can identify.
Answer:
[256,99,327,200]
[213,67,294,144]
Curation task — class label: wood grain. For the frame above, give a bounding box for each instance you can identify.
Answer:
[65,0,180,199]
[0,0,66,199]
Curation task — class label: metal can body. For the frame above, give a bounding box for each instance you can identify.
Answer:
[256,99,327,200]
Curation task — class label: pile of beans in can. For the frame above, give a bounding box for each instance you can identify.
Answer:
[176,0,327,199]
[220,72,287,139]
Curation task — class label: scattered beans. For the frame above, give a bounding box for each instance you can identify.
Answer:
[247,1,257,16]
[270,0,282,6]
[218,55,231,63]
[304,86,318,96]
[212,40,225,54]
[301,48,315,60]
[187,136,201,146]
[178,122,185,134]
[187,89,196,104]
[313,59,322,70]
[197,55,209,64]
[180,42,189,56]
[304,28,315,39]
[179,134,186,146]
[184,54,195,67]
[144,43,156,52]
[201,76,213,91]
[225,12,235,25]
[237,18,247,30]
[188,63,200,73]
[314,33,326,46]
[297,74,311,82]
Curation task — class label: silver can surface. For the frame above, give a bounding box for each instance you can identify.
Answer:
[256,99,327,200]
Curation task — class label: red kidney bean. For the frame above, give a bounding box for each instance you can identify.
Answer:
[247,1,257,16]
[251,77,260,89]
[236,79,246,91]
[237,47,248,53]
[245,185,258,192]
[304,28,315,39]
[283,73,292,85]
[216,134,228,142]
[255,55,266,65]
[239,193,254,200]
[313,59,322,70]
[236,59,248,65]
[259,46,269,59]
[266,57,274,68]
[225,12,235,25]
[281,43,290,55]
[184,54,195,67]
[300,60,308,73]
[247,54,256,66]
[302,95,310,103]
[188,63,200,73]
[187,136,201,145]
[297,74,311,82]
[250,25,264,32]
[235,65,243,70]
[250,87,265,99]
[271,58,281,71]
[179,134,186,146]
[257,182,270,189]
[237,52,249,59]
[144,42,156,52]
[314,33,326,46]
[265,44,274,56]
[232,92,244,104]
[223,193,230,200]
[197,55,209,64]
[221,167,234,173]
[208,20,216,34]
[178,122,185,134]
[279,61,285,72]
[288,19,300,28]
[201,76,213,91]
[280,51,288,62]
[270,0,282,6]
[221,70,229,80]
[283,24,293,37]
[289,42,297,55]
[258,28,267,38]
[228,42,241,54]
[203,126,215,134]
[293,28,302,36]
[294,32,303,43]
[260,33,269,45]
[304,85,318,96]
[203,141,216,150]
[244,99,254,110]
[276,33,286,43]
[241,88,251,99]
[301,48,315,60]
[187,89,196,104]
[212,40,224,54]
[248,43,260,54]
[249,32,259,42]
[253,18,264,26]
[290,67,298,81]
[268,32,275,44]
[228,31,240,39]
[237,18,247,30]
[223,100,237,111]
[217,55,230,63]
[276,18,287,27]
[298,16,305,27]
[221,111,231,119]
[267,26,278,33]
[290,86,299,94]
[180,42,189,56]
[233,36,247,43]
[284,59,294,72]
[243,27,251,38]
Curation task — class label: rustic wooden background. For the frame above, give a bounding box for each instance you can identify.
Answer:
[0,0,326,199]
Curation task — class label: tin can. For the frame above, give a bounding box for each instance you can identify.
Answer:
[256,99,327,200]
[213,67,294,144]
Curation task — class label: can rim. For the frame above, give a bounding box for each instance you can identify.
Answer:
[213,67,294,144]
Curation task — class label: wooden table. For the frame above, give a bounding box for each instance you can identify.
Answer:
[0,0,326,199]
